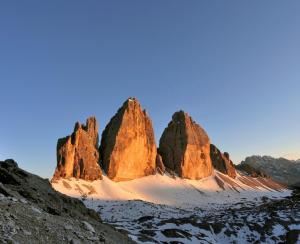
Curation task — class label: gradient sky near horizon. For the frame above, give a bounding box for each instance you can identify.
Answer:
[1,1,300,178]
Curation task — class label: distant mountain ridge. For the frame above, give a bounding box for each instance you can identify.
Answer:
[280,153,300,161]
[237,155,300,187]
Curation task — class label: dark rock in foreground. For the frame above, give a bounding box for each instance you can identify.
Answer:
[107,190,300,243]
[0,159,133,244]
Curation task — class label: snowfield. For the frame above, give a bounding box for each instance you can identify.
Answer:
[52,171,299,244]
[52,170,289,209]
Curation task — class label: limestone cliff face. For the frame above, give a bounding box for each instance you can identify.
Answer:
[99,98,157,181]
[210,144,236,178]
[53,117,102,181]
[159,111,213,180]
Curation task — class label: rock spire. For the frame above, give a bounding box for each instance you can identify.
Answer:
[53,117,102,181]
[99,98,157,181]
[159,111,213,180]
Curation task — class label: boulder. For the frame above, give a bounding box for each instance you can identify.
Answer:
[159,111,213,180]
[99,98,157,181]
[210,144,236,178]
[53,117,102,181]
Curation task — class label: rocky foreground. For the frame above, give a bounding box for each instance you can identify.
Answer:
[95,189,300,243]
[0,159,133,244]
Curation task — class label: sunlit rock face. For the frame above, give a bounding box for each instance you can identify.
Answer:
[210,144,237,178]
[159,111,213,180]
[99,98,157,181]
[53,117,102,181]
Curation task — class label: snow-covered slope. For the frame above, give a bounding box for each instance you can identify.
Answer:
[51,171,297,244]
[52,170,289,209]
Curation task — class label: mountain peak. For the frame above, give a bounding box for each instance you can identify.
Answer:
[52,116,102,181]
[159,111,213,180]
[100,99,157,181]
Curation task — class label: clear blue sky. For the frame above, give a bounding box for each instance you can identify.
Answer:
[1,1,300,178]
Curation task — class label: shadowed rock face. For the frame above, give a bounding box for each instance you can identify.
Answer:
[159,111,213,180]
[99,98,157,181]
[210,144,236,178]
[156,153,165,175]
[235,163,267,178]
[53,117,102,181]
